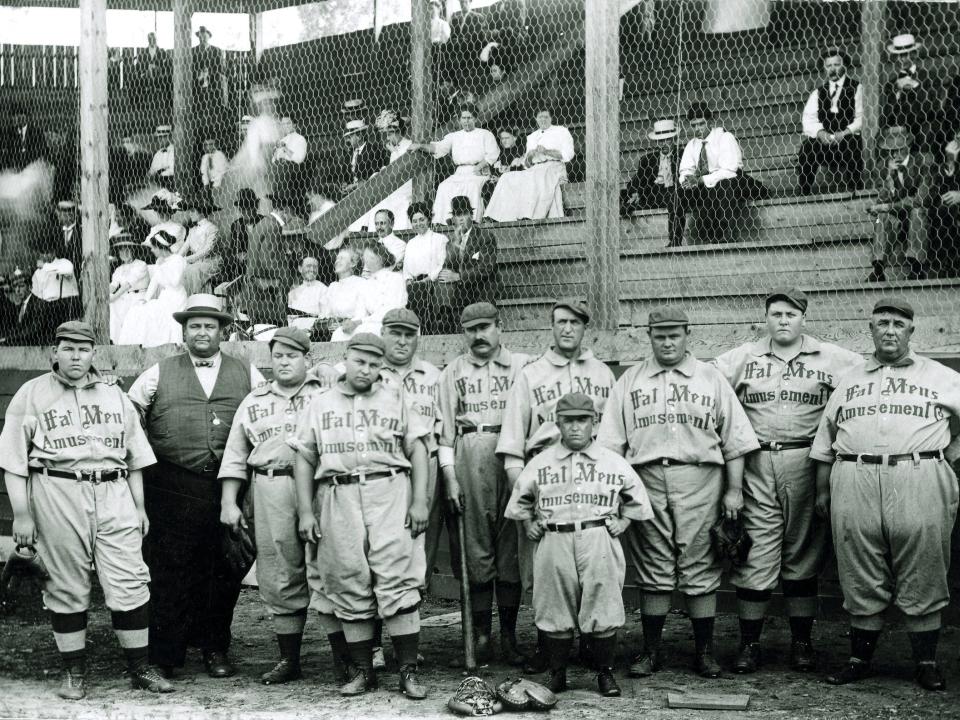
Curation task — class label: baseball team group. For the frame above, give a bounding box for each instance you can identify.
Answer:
[3,286,960,703]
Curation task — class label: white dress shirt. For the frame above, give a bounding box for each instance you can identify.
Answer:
[801,74,864,138]
[128,351,266,405]
[288,280,327,315]
[678,126,743,189]
[322,275,367,319]
[149,144,175,178]
[403,230,449,281]
[200,150,228,187]
[379,233,406,265]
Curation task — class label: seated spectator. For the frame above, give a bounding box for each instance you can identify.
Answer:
[881,33,940,153]
[403,201,450,335]
[316,245,366,341]
[112,135,152,201]
[113,202,153,245]
[485,108,574,223]
[372,209,406,269]
[55,199,83,282]
[350,110,414,232]
[436,195,497,333]
[342,118,390,196]
[797,47,864,195]
[178,196,222,294]
[148,125,175,189]
[0,270,32,344]
[109,234,150,343]
[141,192,187,248]
[480,41,511,85]
[273,116,307,165]
[411,103,499,224]
[287,255,327,332]
[867,126,933,282]
[117,230,188,347]
[213,188,260,291]
[938,126,960,276]
[678,102,767,244]
[200,137,228,205]
[484,125,526,203]
[621,119,682,247]
[0,274,15,338]
[332,242,407,341]
[240,193,299,328]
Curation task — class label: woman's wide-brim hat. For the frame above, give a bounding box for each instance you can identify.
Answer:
[173,293,234,325]
[647,118,678,140]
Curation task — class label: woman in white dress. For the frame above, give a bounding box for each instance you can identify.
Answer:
[117,230,188,347]
[349,110,414,232]
[403,201,449,335]
[331,242,407,341]
[109,235,150,343]
[317,245,367,342]
[141,193,187,249]
[411,102,499,225]
[485,108,576,222]
[179,199,222,294]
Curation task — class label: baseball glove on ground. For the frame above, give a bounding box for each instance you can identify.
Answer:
[710,516,753,567]
[448,676,503,716]
[495,678,558,711]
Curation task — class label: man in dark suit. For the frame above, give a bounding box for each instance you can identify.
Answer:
[880,33,941,154]
[5,104,47,170]
[1,271,42,346]
[54,200,83,295]
[621,119,682,247]
[341,119,390,195]
[437,195,497,333]
[240,192,300,328]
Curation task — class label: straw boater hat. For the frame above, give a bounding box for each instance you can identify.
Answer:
[344,119,368,137]
[886,33,921,55]
[155,124,172,136]
[647,119,678,141]
[342,98,366,115]
[173,293,234,325]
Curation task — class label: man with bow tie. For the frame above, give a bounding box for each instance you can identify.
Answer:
[797,48,864,195]
[867,126,933,282]
[881,33,940,153]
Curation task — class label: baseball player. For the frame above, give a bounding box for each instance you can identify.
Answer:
[496,299,614,672]
[293,333,431,699]
[598,307,759,679]
[713,288,862,673]
[812,297,960,691]
[0,321,173,699]
[506,392,653,697]
[218,327,338,685]
[438,302,529,666]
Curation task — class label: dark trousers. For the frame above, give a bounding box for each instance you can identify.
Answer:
[144,459,242,667]
[679,177,751,244]
[797,134,863,194]
[621,183,683,246]
[407,279,442,336]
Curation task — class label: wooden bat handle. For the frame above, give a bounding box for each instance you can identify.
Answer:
[457,513,476,671]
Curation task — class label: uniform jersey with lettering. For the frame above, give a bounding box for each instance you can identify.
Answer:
[293,378,430,479]
[598,353,759,465]
[504,441,654,524]
[0,369,156,474]
[218,377,331,480]
[713,335,862,442]
[811,351,960,461]
[438,346,530,467]
[496,348,614,470]
[380,359,443,454]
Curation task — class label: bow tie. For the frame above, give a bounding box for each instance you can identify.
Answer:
[194,360,214,368]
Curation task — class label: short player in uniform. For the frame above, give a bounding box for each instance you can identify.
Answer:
[438,302,529,665]
[812,297,960,691]
[496,299,614,672]
[293,333,431,699]
[0,321,173,700]
[218,327,338,685]
[598,307,759,679]
[713,288,862,672]
[506,393,653,697]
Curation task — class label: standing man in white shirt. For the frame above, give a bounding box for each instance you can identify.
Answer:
[200,138,228,205]
[149,125,175,190]
[797,48,864,195]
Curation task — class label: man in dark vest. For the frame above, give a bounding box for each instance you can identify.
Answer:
[797,48,863,195]
[128,293,265,679]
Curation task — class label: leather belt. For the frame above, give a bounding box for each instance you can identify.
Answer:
[640,458,694,467]
[253,467,293,478]
[544,518,607,533]
[759,440,812,451]
[837,450,945,466]
[43,468,128,483]
[460,424,501,435]
[327,469,397,486]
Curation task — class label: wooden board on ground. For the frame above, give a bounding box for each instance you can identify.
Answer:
[666,692,751,711]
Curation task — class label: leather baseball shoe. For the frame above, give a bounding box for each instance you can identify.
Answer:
[203,650,235,678]
[340,667,378,696]
[130,666,175,693]
[789,640,816,671]
[57,665,86,700]
[628,648,662,677]
[915,662,945,691]
[398,665,427,699]
[733,642,761,674]
[597,667,621,697]
[261,658,302,685]
[826,660,872,685]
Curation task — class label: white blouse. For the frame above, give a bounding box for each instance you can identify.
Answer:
[354,269,407,325]
[403,230,449,282]
[434,128,499,167]
[111,259,150,292]
[180,219,219,259]
[525,125,576,164]
[288,280,327,315]
[323,275,367,319]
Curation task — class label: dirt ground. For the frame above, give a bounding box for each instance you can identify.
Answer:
[2,586,960,720]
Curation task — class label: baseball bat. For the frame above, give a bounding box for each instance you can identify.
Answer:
[456,512,477,671]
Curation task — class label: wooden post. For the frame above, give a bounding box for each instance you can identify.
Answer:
[410,0,434,203]
[78,0,110,342]
[584,0,620,330]
[172,0,194,194]
[861,0,885,185]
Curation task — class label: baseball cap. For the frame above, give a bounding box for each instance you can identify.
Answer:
[648,306,690,327]
[765,287,808,313]
[269,326,311,354]
[461,302,499,328]
[555,392,596,418]
[347,332,386,357]
[55,321,96,344]
[551,298,590,323]
[872,296,914,320]
[382,307,421,331]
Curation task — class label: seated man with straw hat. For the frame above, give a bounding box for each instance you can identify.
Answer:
[621,118,682,247]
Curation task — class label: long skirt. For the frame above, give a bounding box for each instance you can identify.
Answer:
[485,161,567,222]
[432,166,487,225]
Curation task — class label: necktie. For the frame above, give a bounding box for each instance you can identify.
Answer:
[696,142,709,178]
[195,360,214,368]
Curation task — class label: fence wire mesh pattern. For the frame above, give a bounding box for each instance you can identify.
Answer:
[0,0,958,347]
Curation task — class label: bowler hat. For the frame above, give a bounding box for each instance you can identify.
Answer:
[450,195,474,216]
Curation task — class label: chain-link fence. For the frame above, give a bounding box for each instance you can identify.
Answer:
[0,0,958,347]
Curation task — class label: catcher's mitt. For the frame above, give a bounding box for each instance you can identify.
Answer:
[710,516,753,567]
[496,678,557,711]
[0,545,49,614]
[222,525,256,581]
[448,676,503,716]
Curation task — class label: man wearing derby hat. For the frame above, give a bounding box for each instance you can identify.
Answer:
[149,126,175,188]
[881,33,940,153]
[343,118,389,195]
[812,297,960,692]
[129,294,265,680]
[713,289,862,673]
[192,25,221,93]
[866,125,934,282]
[621,119,682,247]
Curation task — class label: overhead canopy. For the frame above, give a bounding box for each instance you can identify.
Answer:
[8,0,315,13]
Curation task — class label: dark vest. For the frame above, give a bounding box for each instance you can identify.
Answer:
[817,77,859,133]
[146,352,251,474]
